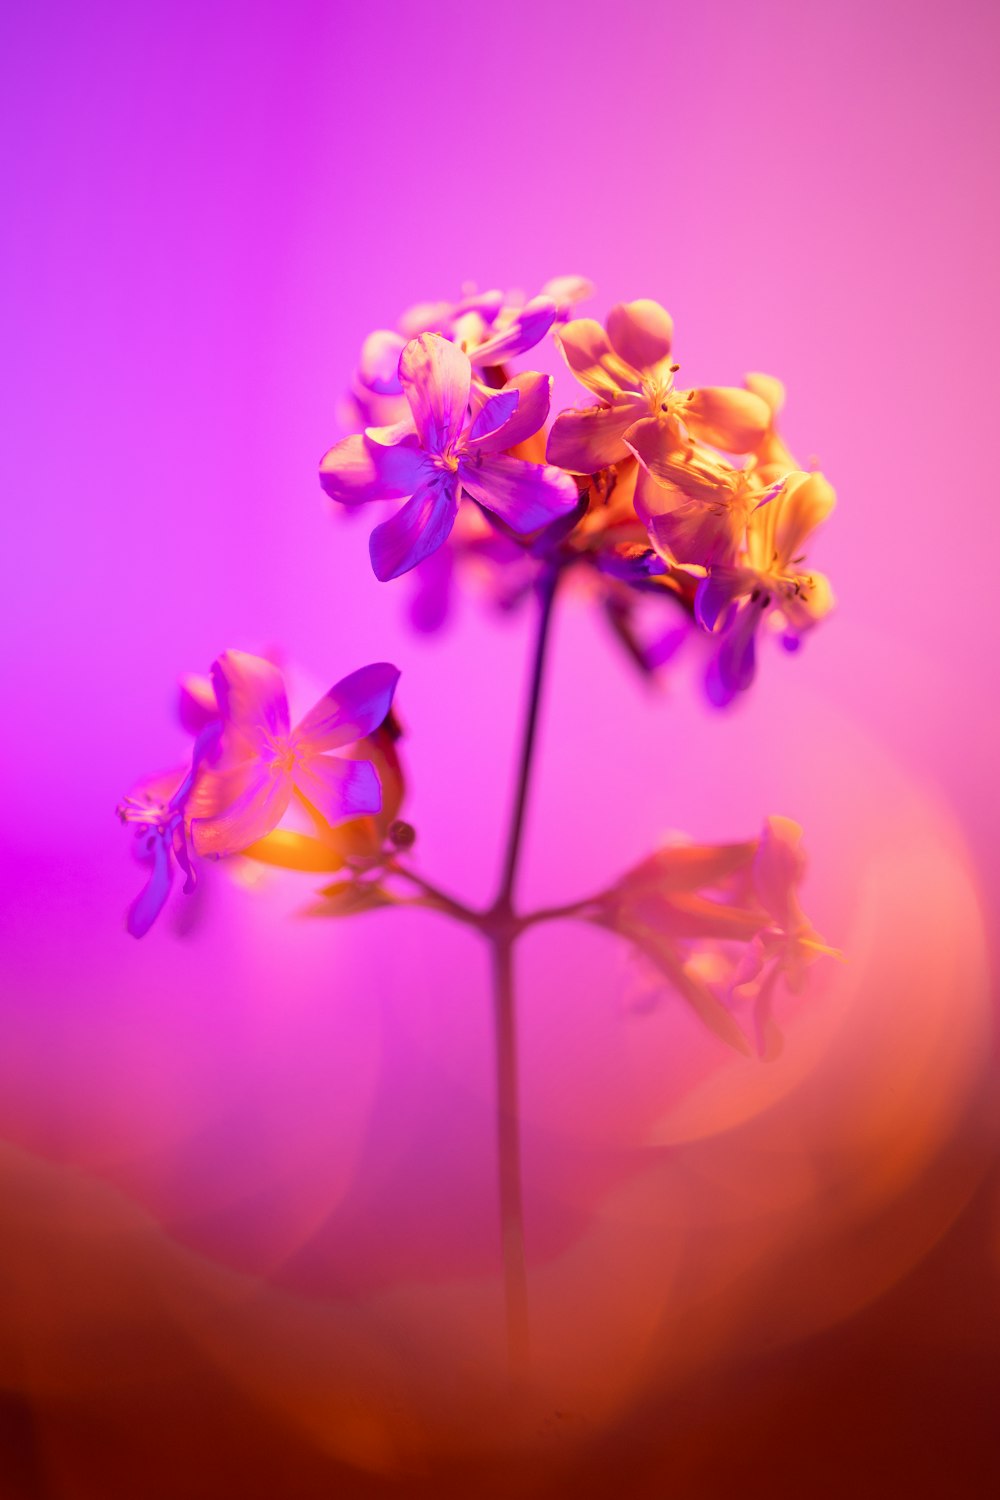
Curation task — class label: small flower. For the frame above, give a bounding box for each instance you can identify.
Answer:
[546,300,771,474]
[320,334,579,580]
[190,651,399,857]
[694,470,836,703]
[593,818,837,1056]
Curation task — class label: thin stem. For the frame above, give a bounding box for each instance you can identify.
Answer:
[387,863,479,925]
[491,934,530,1372]
[495,565,561,913]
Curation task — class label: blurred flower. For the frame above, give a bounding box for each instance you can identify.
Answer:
[591,817,837,1057]
[547,301,770,474]
[190,651,399,857]
[320,334,578,580]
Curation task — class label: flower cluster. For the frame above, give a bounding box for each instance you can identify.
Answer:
[119,275,837,1066]
[323,283,835,700]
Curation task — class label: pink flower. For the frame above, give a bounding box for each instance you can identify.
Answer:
[546,300,771,474]
[190,651,399,857]
[320,334,579,581]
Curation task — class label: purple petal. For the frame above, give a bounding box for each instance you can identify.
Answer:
[398,333,471,454]
[468,390,520,446]
[292,753,381,826]
[295,662,400,750]
[191,767,291,857]
[470,296,558,364]
[126,833,173,938]
[211,651,290,753]
[708,597,766,703]
[369,474,460,581]
[695,570,748,632]
[358,330,406,394]
[545,400,641,473]
[468,372,551,454]
[319,432,423,506]
[459,453,578,533]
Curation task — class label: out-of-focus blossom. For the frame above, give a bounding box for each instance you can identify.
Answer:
[590,817,836,1057]
[693,470,836,703]
[190,651,399,857]
[117,723,221,938]
[547,301,771,474]
[320,334,578,580]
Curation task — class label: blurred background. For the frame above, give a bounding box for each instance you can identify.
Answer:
[1,1,998,1495]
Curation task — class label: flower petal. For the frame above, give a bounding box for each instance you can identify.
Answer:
[369,474,460,581]
[684,387,771,453]
[470,296,558,365]
[773,471,836,565]
[319,432,423,506]
[191,767,291,857]
[554,318,636,398]
[546,398,643,472]
[753,816,806,929]
[606,300,674,371]
[292,753,381,826]
[540,274,594,314]
[695,569,751,631]
[398,333,471,454]
[295,662,400,750]
[459,453,579,533]
[358,330,406,394]
[707,596,767,704]
[126,833,174,938]
[211,650,290,754]
[469,372,552,454]
[468,389,520,446]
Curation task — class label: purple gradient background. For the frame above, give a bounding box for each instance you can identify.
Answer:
[2,2,999,1495]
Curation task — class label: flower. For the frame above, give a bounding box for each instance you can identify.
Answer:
[592,817,837,1057]
[546,300,771,474]
[320,334,579,580]
[117,722,221,938]
[694,470,836,703]
[190,651,399,857]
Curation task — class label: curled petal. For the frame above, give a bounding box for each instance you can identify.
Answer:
[468,390,520,447]
[459,453,579,534]
[178,673,218,735]
[126,833,174,938]
[292,753,381,826]
[398,334,471,454]
[369,474,460,581]
[774,471,836,566]
[695,569,752,631]
[684,387,772,453]
[470,296,558,365]
[358,330,406,394]
[606,300,674,371]
[319,432,423,506]
[296,662,400,750]
[627,418,728,499]
[647,499,744,569]
[554,319,636,399]
[707,596,767,704]
[212,650,290,753]
[546,398,643,473]
[469,372,551,454]
[191,767,291,857]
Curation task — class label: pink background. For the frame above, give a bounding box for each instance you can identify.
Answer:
[2,2,998,1495]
